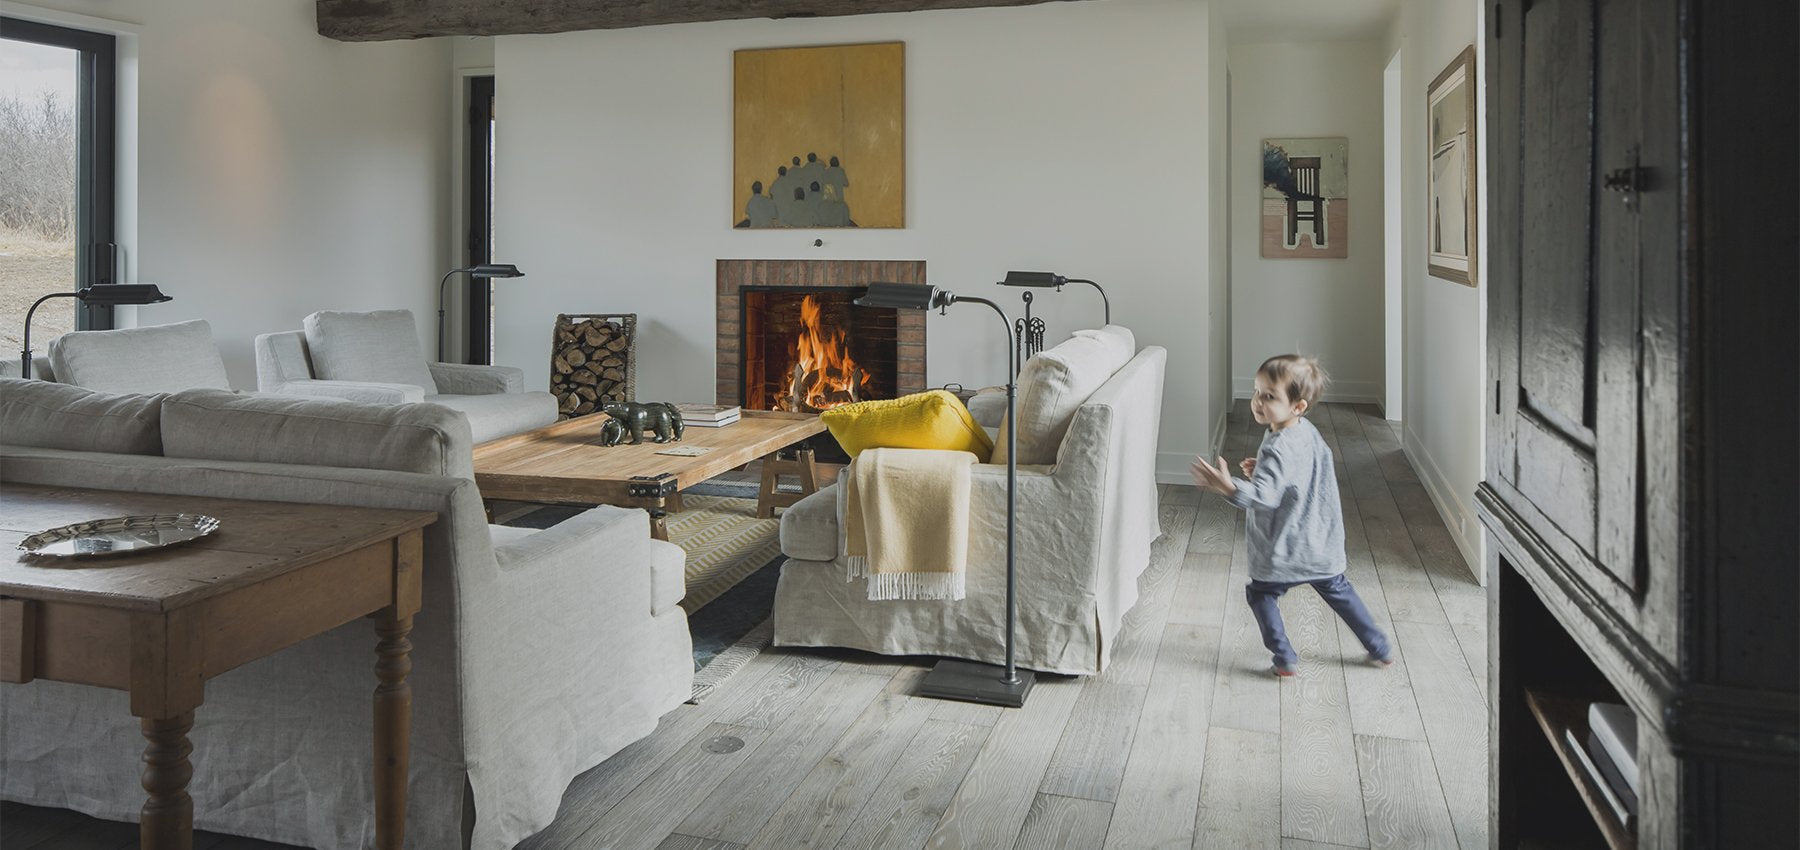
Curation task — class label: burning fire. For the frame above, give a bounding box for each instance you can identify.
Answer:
[780,294,871,412]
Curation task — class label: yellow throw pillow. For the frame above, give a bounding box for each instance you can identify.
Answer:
[820,390,995,460]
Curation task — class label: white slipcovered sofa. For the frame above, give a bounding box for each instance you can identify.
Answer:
[254,308,557,443]
[0,379,692,849]
[772,325,1166,675]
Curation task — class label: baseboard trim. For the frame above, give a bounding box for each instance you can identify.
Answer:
[1233,376,1384,407]
[1156,451,1194,486]
[1401,423,1484,585]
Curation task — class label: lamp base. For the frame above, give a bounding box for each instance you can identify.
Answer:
[917,659,1035,708]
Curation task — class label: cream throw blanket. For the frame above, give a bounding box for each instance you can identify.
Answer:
[843,447,978,601]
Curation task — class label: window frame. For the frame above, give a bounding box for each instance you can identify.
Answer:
[464,75,496,364]
[2,16,118,330]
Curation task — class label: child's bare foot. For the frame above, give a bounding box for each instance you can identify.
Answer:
[1368,653,1394,668]
[1272,662,1297,678]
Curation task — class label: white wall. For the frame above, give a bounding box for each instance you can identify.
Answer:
[493,0,1221,482]
[1207,10,1232,456]
[4,0,451,388]
[1227,40,1387,406]
[1385,0,1486,578]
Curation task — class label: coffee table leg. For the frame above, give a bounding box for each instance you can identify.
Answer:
[648,502,670,541]
[374,612,413,850]
[141,711,195,849]
[796,448,819,495]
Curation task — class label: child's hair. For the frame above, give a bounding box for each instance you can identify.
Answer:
[1257,354,1330,410]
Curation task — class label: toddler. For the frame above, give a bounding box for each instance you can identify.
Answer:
[1190,354,1391,676]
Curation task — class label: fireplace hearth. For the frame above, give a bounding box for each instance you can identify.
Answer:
[742,287,897,414]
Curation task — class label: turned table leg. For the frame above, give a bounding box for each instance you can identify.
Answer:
[141,712,195,849]
[374,612,413,850]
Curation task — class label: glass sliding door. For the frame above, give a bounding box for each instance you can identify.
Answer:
[0,17,116,356]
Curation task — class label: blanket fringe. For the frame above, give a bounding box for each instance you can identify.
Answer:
[865,570,966,601]
[846,554,867,581]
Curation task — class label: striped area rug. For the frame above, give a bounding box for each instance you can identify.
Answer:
[663,494,782,613]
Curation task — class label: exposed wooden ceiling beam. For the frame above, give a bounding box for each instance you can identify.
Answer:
[317,0,1083,41]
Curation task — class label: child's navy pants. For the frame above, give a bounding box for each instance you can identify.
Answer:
[1245,572,1391,668]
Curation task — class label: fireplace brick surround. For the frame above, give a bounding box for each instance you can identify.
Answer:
[716,259,927,408]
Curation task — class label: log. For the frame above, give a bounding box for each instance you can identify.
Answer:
[317,0,1078,41]
[571,370,597,385]
[574,401,595,415]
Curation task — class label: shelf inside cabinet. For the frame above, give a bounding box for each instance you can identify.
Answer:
[1523,689,1637,850]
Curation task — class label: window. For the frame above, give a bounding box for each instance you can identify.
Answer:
[1,17,117,357]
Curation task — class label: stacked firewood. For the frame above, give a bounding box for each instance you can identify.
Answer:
[550,313,635,419]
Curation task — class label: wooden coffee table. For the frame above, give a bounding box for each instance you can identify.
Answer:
[471,410,828,540]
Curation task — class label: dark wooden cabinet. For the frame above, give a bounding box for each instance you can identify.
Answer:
[1482,0,1797,846]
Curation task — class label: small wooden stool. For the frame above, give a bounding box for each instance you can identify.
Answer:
[757,448,819,518]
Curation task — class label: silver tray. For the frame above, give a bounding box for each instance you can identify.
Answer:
[17,514,221,559]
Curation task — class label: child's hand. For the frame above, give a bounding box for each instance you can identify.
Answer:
[1190,455,1237,496]
[1240,457,1257,477]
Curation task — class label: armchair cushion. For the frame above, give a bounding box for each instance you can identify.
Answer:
[47,319,230,393]
[429,362,525,395]
[278,379,425,405]
[0,378,164,455]
[160,388,474,478]
[819,389,993,460]
[425,392,559,444]
[779,484,842,562]
[994,327,1133,465]
[302,309,438,394]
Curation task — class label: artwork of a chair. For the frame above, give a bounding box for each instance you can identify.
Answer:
[1287,156,1326,248]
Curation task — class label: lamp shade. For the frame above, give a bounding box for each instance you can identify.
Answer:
[1000,271,1066,288]
[467,264,524,279]
[855,281,943,311]
[76,284,172,306]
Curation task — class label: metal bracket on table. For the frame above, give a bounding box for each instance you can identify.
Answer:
[626,473,678,499]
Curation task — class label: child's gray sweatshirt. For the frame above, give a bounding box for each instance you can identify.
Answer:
[1226,416,1348,583]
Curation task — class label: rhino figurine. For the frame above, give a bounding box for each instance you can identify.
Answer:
[600,401,685,444]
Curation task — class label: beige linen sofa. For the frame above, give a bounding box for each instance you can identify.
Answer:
[255,308,557,443]
[772,326,1167,675]
[0,379,691,849]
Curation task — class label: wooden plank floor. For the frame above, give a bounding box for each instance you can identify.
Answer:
[2,402,1488,850]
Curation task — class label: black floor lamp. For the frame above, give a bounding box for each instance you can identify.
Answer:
[19,284,173,379]
[437,263,524,362]
[854,281,1035,708]
[1000,270,1110,325]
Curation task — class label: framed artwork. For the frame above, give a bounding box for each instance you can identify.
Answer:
[1428,46,1478,286]
[733,42,904,229]
[1261,137,1349,259]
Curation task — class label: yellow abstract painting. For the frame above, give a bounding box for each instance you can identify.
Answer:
[734,42,904,229]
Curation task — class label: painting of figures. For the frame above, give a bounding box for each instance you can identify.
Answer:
[1261,137,1349,259]
[734,42,904,229]
[1428,46,1478,286]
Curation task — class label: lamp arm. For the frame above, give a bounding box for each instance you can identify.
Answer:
[1065,278,1110,325]
[947,292,1021,684]
[21,291,81,379]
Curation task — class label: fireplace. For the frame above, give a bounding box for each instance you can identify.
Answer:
[741,287,898,412]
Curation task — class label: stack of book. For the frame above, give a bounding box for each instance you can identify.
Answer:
[1566,701,1638,829]
[676,404,741,428]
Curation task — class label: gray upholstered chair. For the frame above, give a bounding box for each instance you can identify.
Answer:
[255,308,557,443]
[0,319,232,391]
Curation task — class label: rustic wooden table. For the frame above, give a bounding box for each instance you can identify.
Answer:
[0,485,436,850]
[472,410,828,539]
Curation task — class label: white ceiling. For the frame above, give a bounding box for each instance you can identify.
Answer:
[1214,0,1401,43]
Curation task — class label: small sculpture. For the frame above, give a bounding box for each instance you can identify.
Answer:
[600,401,685,445]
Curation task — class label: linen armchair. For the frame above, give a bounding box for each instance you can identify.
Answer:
[255,309,557,443]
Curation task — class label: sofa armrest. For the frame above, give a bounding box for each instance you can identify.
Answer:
[429,362,525,395]
[490,504,687,617]
[270,379,426,405]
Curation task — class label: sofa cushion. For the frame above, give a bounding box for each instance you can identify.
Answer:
[302,309,438,394]
[160,388,473,478]
[994,329,1134,465]
[47,319,231,393]
[0,378,164,455]
[779,484,840,561]
[426,392,559,444]
[819,390,993,460]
